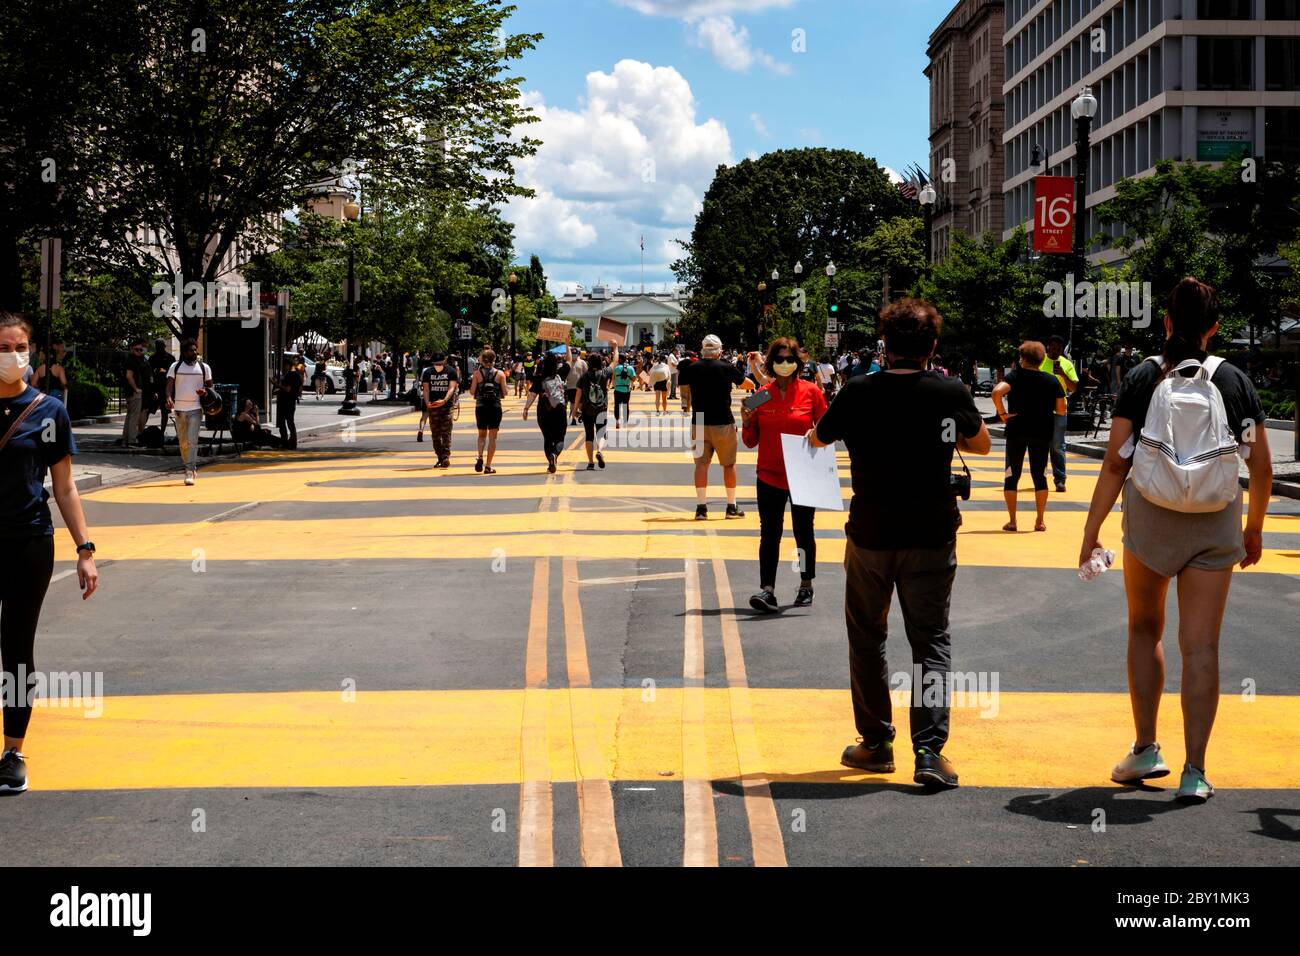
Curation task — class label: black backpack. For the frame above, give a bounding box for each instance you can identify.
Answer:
[477,367,501,405]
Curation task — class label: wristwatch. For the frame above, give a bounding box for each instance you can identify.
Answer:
[76,541,96,555]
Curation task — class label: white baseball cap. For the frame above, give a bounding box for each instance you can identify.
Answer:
[701,334,722,355]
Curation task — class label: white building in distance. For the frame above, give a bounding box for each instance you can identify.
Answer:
[555,285,684,351]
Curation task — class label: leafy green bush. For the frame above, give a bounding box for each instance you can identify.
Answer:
[66,379,111,418]
[1270,399,1295,421]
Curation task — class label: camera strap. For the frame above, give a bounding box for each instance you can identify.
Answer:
[953,444,971,479]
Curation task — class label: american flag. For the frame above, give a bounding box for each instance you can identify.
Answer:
[640,235,645,252]
[897,163,928,201]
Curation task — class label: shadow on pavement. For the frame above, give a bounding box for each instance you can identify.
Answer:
[1246,808,1300,841]
[1005,786,1193,825]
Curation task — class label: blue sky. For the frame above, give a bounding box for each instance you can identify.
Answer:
[500,0,948,294]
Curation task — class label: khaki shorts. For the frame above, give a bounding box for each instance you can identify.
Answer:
[1121,479,1245,577]
[694,422,738,466]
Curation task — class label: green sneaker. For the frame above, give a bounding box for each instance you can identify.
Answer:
[1175,764,1214,803]
[1111,742,1169,783]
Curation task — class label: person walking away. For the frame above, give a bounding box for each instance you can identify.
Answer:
[741,338,827,612]
[121,338,150,447]
[611,352,635,429]
[1040,335,1078,492]
[421,352,459,468]
[993,341,1065,532]
[817,354,837,401]
[524,348,572,473]
[677,351,695,413]
[276,356,302,449]
[667,349,679,400]
[1079,277,1271,803]
[313,360,328,400]
[678,334,747,520]
[651,354,670,413]
[31,348,67,404]
[166,339,214,485]
[146,338,175,429]
[471,349,506,474]
[809,299,990,789]
[577,347,617,470]
[0,311,99,793]
[565,350,588,425]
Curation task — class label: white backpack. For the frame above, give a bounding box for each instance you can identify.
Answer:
[1130,356,1241,513]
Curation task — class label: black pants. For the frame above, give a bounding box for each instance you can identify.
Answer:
[756,478,816,588]
[843,539,956,753]
[613,391,630,425]
[538,407,568,460]
[582,409,607,444]
[1,536,54,739]
[1003,432,1050,491]
[276,396,297,447]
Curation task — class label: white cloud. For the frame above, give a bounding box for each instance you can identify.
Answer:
[616,0,796,16]
[691,14,793,75]
[508,61,732,281]
[750,112,771,138]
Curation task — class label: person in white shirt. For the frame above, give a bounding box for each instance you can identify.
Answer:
[651,355,671,413]
[165,338,215,485]
[817,356,837,400]
[667,349,680,400]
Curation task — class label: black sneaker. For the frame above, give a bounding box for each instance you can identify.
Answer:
[0,749,28,793]
[841,739,895,773]
[749,589,778,613]
[914,747,959,789]
[417,432,424,442]
[726,503,745,518]
[695,504,708,521]
[793,586,814,606]
[547,454,557,474]
[586,462,595,470]
[1055,480,1066,493]
[596,452,605,469]
[475,457,484,473]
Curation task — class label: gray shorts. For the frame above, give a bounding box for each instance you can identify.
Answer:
[1121,479,1244,578]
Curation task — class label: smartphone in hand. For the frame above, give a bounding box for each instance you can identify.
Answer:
[743,389,773,411]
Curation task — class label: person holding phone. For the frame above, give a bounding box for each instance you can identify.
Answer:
[0,311,98,793]
[741,338,827,612]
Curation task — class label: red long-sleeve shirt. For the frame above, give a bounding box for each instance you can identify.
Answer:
[741,377,828,490]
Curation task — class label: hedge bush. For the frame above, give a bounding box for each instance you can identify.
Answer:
[66,379,111,418]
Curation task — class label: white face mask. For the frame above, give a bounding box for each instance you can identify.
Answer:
[0,350,30,384]
[772,360,798,378]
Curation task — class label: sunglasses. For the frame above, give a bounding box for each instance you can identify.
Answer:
[773,354,796,362]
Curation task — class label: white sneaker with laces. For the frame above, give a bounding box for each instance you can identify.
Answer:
[1111,742,1169,783]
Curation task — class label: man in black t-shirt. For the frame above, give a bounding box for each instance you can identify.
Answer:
[810,299,990,790]
[992,340,1066,532]
[122,338,151,446]
[677,334,747,519]
[276,357,304,450]
[420,353,459,466]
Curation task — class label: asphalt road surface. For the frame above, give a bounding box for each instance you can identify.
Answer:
[10,386,1300,866]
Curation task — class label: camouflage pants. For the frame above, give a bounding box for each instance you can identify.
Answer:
[429,405,453,462]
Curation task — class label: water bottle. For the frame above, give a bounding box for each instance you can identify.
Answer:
[1078,547,1115,582]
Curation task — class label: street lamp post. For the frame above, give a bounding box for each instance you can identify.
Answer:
[508,271,519,360]
[339,199,361,416]
[919,183,937,270]
[1071,86,1098,279]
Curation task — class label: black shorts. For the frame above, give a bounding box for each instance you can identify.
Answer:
[475,403,503,430]
[565,388,577,404]
[654,380,668,392]
[582,409,607,442]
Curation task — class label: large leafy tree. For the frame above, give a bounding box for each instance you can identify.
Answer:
[673,148,909,347]
[1,0,541,339]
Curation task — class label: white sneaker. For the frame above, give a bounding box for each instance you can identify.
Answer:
[1111,742,1169,783]
[184,471,195,486]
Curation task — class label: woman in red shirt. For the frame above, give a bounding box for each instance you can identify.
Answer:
[741,337,828,612]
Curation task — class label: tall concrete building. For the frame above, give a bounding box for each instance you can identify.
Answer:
[1001,0,1300,262]
[926,0,1007,262]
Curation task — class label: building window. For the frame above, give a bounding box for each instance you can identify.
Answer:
[1265,107,1300,165]
[1266,0,1300,17]
[1267,39,1300,91]
[1197,37,1254,91]
[1197,0,1253,17]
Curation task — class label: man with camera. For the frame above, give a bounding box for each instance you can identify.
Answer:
[809,300,990,789]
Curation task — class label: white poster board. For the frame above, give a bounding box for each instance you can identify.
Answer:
[781,434,844,511]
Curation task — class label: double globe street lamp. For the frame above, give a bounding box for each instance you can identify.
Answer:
[338,198,362,416]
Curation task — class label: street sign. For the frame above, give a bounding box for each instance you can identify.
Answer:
[455,321,472,341]
[1033,175,1074,253]
[824,332,839,349]
[826,318,838,333]
[39,237,61,311]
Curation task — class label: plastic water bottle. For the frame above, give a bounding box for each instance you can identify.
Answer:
[1078,547,1115,582]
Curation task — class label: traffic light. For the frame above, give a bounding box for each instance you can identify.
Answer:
[827,287,839,316]
[458,294,469,318]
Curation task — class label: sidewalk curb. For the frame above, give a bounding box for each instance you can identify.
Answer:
[987,424,1300,501]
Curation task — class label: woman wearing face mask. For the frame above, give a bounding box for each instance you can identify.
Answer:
[523,346,572,473]
[740,337,827,613]
[0,312,99,793]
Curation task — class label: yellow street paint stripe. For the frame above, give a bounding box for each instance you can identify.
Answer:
[34,689,1300,790]
[562,557,623,867]
[519,556,553,868]
[58,520,1300,574]
[682,557,719,867]
[708,537,788,868]
[580,571,686,586]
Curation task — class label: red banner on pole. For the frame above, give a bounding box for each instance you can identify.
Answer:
[1032,175,1075,253]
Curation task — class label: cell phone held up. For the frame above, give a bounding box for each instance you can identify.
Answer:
[743,389,773,412]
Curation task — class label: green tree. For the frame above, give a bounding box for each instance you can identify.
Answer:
[673,148,909,347]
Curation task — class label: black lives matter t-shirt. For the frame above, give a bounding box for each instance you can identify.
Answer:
[815,371,983,549]
[1113,354,1264,444]
[678,357,744,426]
[1003,366,1064,442]
[420,364,459,402]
